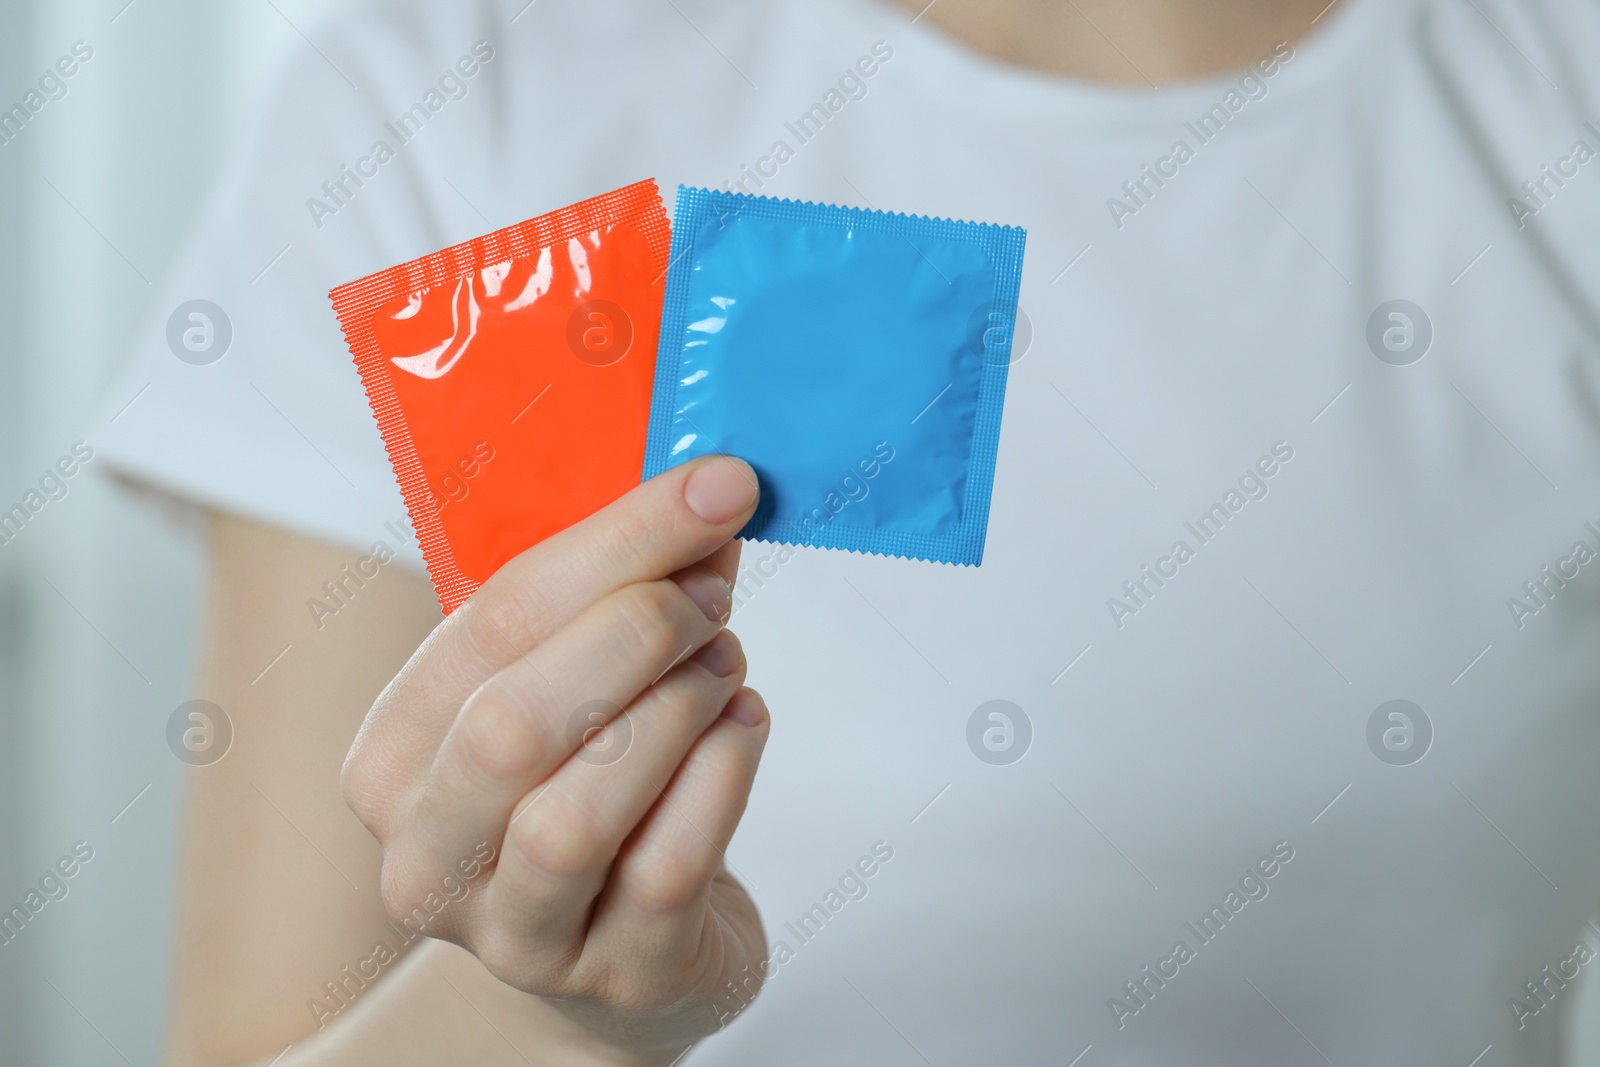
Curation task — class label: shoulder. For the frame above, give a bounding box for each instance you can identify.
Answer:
[1409,0,1600,119]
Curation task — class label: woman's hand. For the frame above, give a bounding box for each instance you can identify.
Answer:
[341,455,771,1065]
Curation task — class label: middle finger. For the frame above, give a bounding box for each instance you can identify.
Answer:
[404,566,732,883]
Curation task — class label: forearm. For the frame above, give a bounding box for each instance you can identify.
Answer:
[169,514,445,1067]
[267,939,684,1067]
[191,458,766,1067]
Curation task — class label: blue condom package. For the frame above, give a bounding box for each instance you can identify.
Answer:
[644,186,1026,565]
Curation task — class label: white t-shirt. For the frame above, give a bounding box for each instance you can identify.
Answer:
[99,0,1600,1062]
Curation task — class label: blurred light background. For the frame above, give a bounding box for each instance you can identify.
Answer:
[2,2,1600,1065]
[0,3,362,1064]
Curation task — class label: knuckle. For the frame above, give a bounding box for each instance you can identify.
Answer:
[454,683,550,786]
[380,855,474,945]
[604,970,673,1015]
[473,937,536,992]
[611,583,693,664]
[377,859,426,927]
[594,511,655,576]
[460,587,547,662]
[658,669,732,731]
[471,935,518,982]
[625,849,709,917]
[339,746,379,825]
[506,797,607,882]
[476,922,585,996]
[340,735,408,842]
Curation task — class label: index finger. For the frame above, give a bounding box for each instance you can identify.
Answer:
[377,454,759,716]
[481,451,756,635]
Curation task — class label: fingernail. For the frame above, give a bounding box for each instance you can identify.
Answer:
[720,689,767,728]
[683,457,759,524]
[675,567,731,624]
[690,631,743,678]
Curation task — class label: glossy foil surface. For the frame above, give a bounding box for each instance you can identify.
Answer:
[331,179,670,612]
[644,187,1025,566]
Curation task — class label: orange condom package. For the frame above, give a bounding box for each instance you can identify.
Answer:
[330,179,670,613]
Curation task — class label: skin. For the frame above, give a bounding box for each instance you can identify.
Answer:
[173,3,1336,1064]
[892,0,1335,84]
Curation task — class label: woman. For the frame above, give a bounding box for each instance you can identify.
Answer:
[99,0,1600,1063]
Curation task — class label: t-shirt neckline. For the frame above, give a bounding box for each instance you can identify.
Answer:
[854,0,1404,135]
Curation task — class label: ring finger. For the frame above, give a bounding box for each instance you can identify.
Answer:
[397,566,731,896]
[478,630,748,979]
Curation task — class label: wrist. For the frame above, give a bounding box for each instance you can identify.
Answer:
[416,939,701,1067]
[537,995,707,1067]
[534,1018,692,1067]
